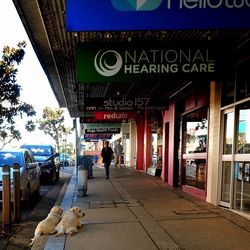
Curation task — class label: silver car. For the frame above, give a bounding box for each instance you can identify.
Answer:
[0,148,41,203]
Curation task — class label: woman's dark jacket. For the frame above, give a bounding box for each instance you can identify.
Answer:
[101,146,113,163]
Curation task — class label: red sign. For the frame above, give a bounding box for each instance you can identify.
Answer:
[94,111,135,121]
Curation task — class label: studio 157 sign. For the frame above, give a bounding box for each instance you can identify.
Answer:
[85,97,168,111]
[67,0,250,31]
[77,42,233,83]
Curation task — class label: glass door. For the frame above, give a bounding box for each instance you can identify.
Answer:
[220,110,234,207]
[221,161,232,204]
[182,108,208,195]
[233,102,250,214]
[233,162,250,212]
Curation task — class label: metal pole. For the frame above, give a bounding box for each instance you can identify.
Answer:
[74,118,79,176]
[63,139,66,169]
[2,165,11,233]
[13,163,21,223]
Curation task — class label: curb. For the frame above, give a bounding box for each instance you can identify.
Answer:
[44,168,77,250]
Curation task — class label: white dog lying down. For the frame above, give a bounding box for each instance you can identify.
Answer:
[30,206,63,246]
[55,207,85,236]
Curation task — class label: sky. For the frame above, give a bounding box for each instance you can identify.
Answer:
[0,0,75,147]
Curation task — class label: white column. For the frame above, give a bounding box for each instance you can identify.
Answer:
[207,81,222,205]
[129,119,137,168]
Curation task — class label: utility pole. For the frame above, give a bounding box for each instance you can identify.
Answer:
[74,118,80,174]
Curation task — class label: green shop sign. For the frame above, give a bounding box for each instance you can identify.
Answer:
[85,123,121,129]
[77,42,233,83]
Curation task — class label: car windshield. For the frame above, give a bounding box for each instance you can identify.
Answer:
[0,152,22,167]
[24,146,52,156]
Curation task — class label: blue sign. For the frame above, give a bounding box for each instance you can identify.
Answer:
[66,0,250,31]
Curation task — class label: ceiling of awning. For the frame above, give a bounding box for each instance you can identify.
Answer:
[13,0,250,117]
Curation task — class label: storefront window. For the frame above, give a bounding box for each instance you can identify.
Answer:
[151,133,157,166]
[236,102,250,154]
[183,108,208,191]
[183,109,208,154]
[223,112,234,154]
[233,162,250,213]
[220,60,250,215]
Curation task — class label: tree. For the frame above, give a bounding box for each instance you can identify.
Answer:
[37,107,72,150]
[0,41,36,149]
[59,141,75,156]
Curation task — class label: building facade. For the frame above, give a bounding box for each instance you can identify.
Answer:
[130,44,249,218]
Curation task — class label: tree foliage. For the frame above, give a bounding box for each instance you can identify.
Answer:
[37,107,72,150]
[59,142,75,162]
[0,41,36,149]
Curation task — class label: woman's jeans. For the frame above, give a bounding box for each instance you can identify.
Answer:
[104,161,111,178]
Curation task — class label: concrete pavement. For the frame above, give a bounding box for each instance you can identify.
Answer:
[43,164,250,250]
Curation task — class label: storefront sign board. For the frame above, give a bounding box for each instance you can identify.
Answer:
[85,97,167,111]
[80,116,129,123]
[85,123,121,129]
[67,0,250,31]
[77,42,234,83]
[85,127,121,134]
[94,111,136,120]
[83,134,112,140]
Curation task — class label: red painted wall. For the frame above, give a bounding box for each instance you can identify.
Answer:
[162,103,176,187]
[145,114,152,170]
[161,86,209,191]
[162,122,169,182]
[136,113,144,170]
[184,92,209,112]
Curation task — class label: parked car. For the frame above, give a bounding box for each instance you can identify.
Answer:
[20,144,60,184]
[0,148,41,203]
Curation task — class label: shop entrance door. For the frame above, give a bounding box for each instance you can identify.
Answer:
[182,108,208,197]
[220,109,234,207]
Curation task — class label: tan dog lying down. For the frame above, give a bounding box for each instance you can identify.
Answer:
[30,206,63,246]
[55,207,85,236]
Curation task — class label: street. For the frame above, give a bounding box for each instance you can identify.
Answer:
[0,167,74,250]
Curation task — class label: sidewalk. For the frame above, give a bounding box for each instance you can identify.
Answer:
[44,165,250,250]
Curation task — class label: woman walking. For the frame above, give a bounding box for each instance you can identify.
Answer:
[101,141,114,179]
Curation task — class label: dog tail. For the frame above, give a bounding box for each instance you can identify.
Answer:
[29,232,40,247]
[29,239,35,247]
